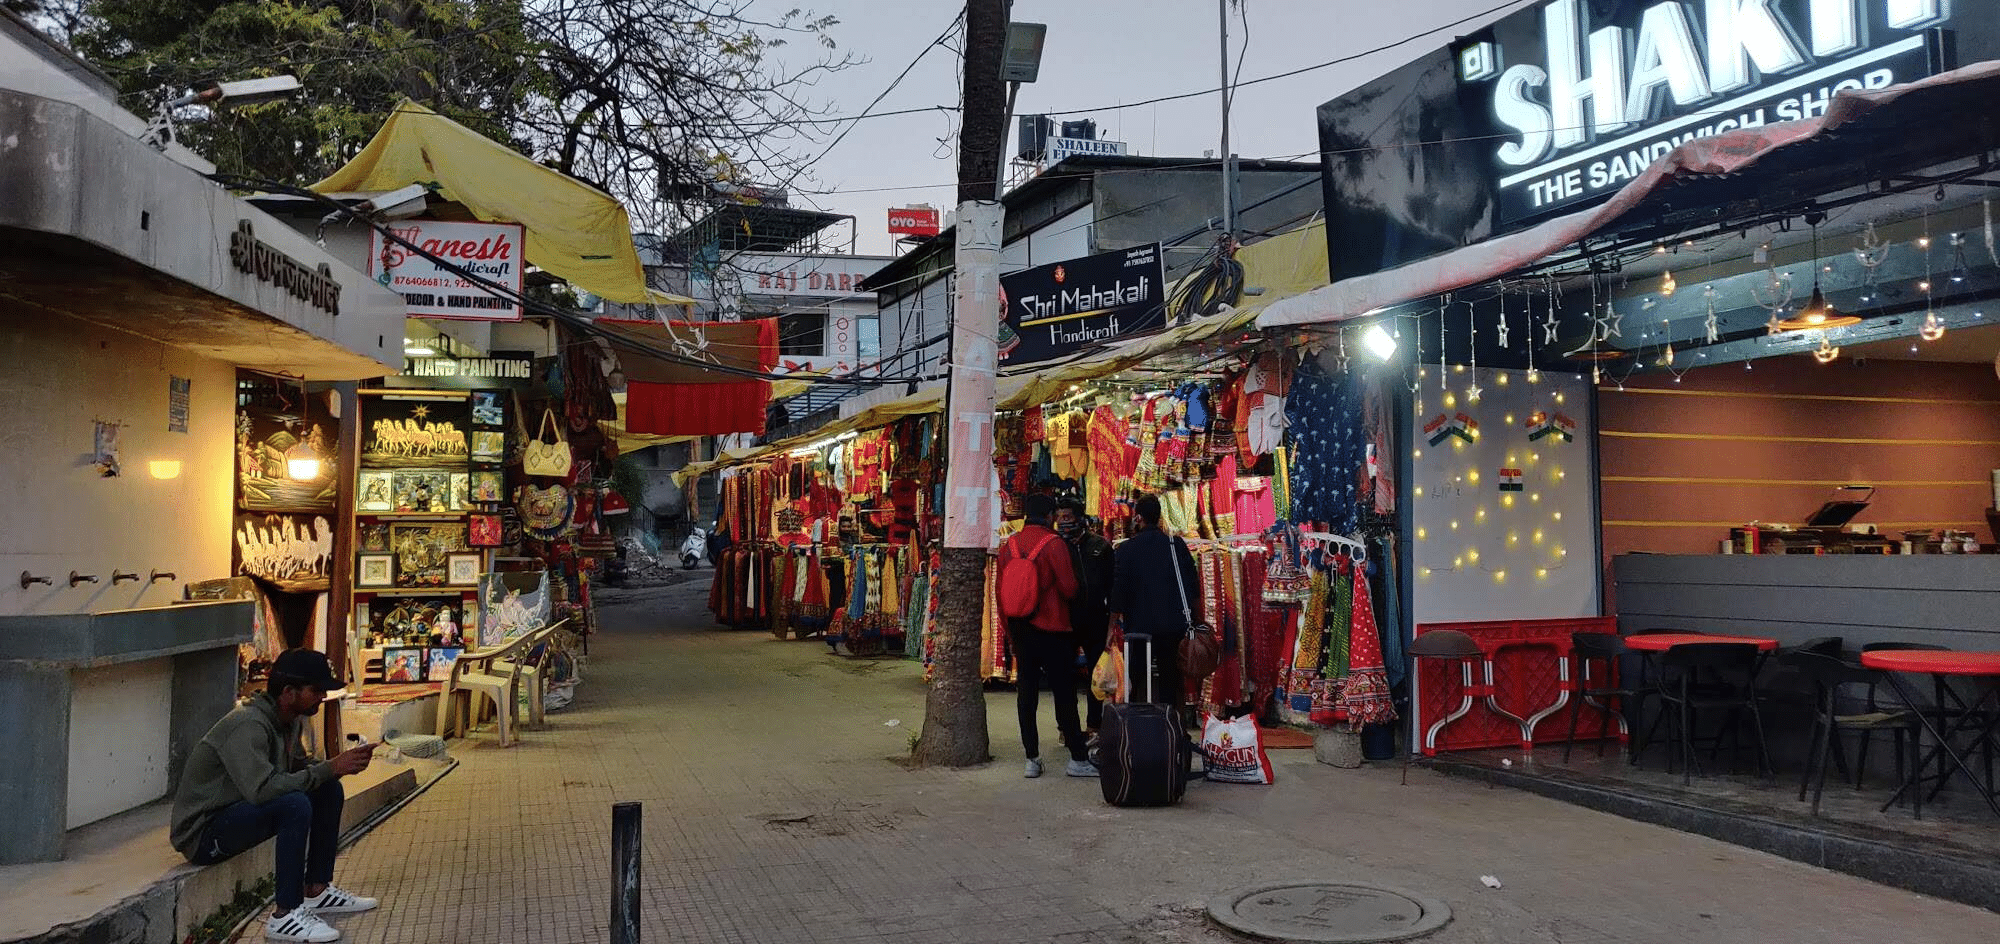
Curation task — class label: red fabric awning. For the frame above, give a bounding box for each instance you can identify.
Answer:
[624,378,770,437]
[605,317,777,436]
[1258,61,2000,329]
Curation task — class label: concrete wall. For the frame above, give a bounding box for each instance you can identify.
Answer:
[67,657,173,828]
[0,311,237,617]
[1411,367,1600,624]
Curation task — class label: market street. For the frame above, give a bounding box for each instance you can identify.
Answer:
[324,576,2000,944]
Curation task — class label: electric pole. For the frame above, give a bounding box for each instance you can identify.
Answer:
[913,0,1010,768]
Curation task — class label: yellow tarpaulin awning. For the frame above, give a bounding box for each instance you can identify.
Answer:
[312,101,695,307]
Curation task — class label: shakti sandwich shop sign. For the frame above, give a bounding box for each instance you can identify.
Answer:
[1456,0,1954,223]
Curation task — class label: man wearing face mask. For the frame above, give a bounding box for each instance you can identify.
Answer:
[1054,495,1116,735]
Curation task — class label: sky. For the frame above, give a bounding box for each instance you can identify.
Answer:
[753,0,1539,255]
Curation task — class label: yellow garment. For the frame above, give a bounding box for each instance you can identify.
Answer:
[311,100,691,307]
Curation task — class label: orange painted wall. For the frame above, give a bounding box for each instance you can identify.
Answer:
[1598,357,2000,558]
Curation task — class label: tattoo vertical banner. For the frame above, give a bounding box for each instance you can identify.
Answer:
[942,201,1004,550]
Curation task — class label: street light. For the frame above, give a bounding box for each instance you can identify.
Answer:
[141,74,303,151]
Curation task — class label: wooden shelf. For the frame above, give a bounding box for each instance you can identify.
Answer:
[356,586,478,596]
[357,512,471,520]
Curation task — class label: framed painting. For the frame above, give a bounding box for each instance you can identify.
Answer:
[360,396,469,468]
[357,470,394,513]
[471,469,504,504]
[447,553,482,587]
[356,553,395,588]
[390,523,468,588]
[390,470,454,514]
[468,513,504,547]
[381,647,426,683]
[471,391,506,428]
[237,401,336,512]
[426,647,465,682]
[470,430,506,462]
[235,513,334,593]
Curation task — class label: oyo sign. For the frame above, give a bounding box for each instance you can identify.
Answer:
[887,206,940,237]
[1461,0,1951,222]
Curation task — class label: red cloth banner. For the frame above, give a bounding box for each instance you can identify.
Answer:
[624,378,771,436]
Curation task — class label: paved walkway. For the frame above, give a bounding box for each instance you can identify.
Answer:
[327,576,2000,943]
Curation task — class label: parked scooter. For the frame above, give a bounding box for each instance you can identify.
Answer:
[680,526,707,569]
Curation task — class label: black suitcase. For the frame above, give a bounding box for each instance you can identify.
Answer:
[1099,633,1191,807]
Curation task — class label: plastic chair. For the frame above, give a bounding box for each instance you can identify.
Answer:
[490,624,563,728]
[1564,633,1649,763]
[1783,651,1916,815]
[1656,642,1772,785]
[1404,630,1486,785]
[436,640,528,747]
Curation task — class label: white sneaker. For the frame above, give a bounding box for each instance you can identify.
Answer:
[266,905,340,943]
[1024,757,1044,778]
[304,884,379,915]
[1065,759,1100,778]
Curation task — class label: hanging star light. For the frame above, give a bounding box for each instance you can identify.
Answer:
[1540,290,1561,345]
[1702,285,1721,342]
[1595,299,1623,341]
[1333,330,1351,373]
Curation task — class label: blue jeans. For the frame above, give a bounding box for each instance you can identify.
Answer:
[190,780,343,910]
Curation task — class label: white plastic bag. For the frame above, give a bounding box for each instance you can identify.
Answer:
[1199,713,1276,784]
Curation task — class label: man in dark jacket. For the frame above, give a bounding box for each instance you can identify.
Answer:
[1109,493,1201,709]
[1055,495,1115,732]
[171,649,378,943]
[1000,493,1096,779]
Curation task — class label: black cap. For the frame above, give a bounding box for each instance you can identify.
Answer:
[271,648,342,690]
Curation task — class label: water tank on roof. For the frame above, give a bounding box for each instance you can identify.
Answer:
[1059,119,1096,141]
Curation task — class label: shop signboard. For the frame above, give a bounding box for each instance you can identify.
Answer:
[397,350,537,389]
[369,220,525,321]
[888,206,941,237]
[1047,136,1128,163]
[1454,0,1954,225]
[998,243,1164,365]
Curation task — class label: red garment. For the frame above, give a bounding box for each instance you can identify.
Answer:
[887,478,920,545]
[625,378,770,436]
[999,524,1078,632]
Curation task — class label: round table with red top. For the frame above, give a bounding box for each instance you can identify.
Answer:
[1860,649,2000,818]
[1622,633,1779,652]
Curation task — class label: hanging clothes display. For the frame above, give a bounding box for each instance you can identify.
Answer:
[1284,361,1367,534]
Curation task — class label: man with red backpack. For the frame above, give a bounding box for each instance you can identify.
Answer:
[999,494,1095,778]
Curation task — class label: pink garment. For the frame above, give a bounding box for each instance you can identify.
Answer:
[1234,474,1276,535]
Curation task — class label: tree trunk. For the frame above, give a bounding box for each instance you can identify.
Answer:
[911,547,991,766]
[912,0,1010,769]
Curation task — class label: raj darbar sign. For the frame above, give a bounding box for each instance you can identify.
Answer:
[1459,0,1952,223]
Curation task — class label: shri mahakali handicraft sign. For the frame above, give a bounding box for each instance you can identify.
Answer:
[230,219,342,315]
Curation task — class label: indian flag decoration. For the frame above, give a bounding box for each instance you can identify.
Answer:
[1498,468,1524,492]
[1525,411,1577,443]
[1423,413,1480,446]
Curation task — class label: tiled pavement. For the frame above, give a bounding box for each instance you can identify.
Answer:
[327,577,2000,943]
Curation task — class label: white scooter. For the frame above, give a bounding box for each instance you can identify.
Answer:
[680,527,707,570]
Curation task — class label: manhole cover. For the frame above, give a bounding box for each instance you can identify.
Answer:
[1208,882,1451,943]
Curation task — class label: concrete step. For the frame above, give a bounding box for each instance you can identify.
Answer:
[2,762,429,944]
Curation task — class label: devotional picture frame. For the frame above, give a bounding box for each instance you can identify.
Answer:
[357,553,395,588]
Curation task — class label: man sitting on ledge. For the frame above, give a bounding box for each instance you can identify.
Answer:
[170,648,380,943]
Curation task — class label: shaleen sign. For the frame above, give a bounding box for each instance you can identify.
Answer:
[1457,0,1952,224]
[999,243,1164,365]
[370,220,525,321]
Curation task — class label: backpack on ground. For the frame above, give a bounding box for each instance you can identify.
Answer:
[997,533,1057,620]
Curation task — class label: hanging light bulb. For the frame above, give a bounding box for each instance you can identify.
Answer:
[1812,336,1841,364]
[1660,270,1677,297]
[1920,310,1947,341]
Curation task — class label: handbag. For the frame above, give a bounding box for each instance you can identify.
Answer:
[1172,537,1222,680]
[523,408,573,478]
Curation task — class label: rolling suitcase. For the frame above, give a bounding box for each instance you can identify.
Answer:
[1098,632,1191,807]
